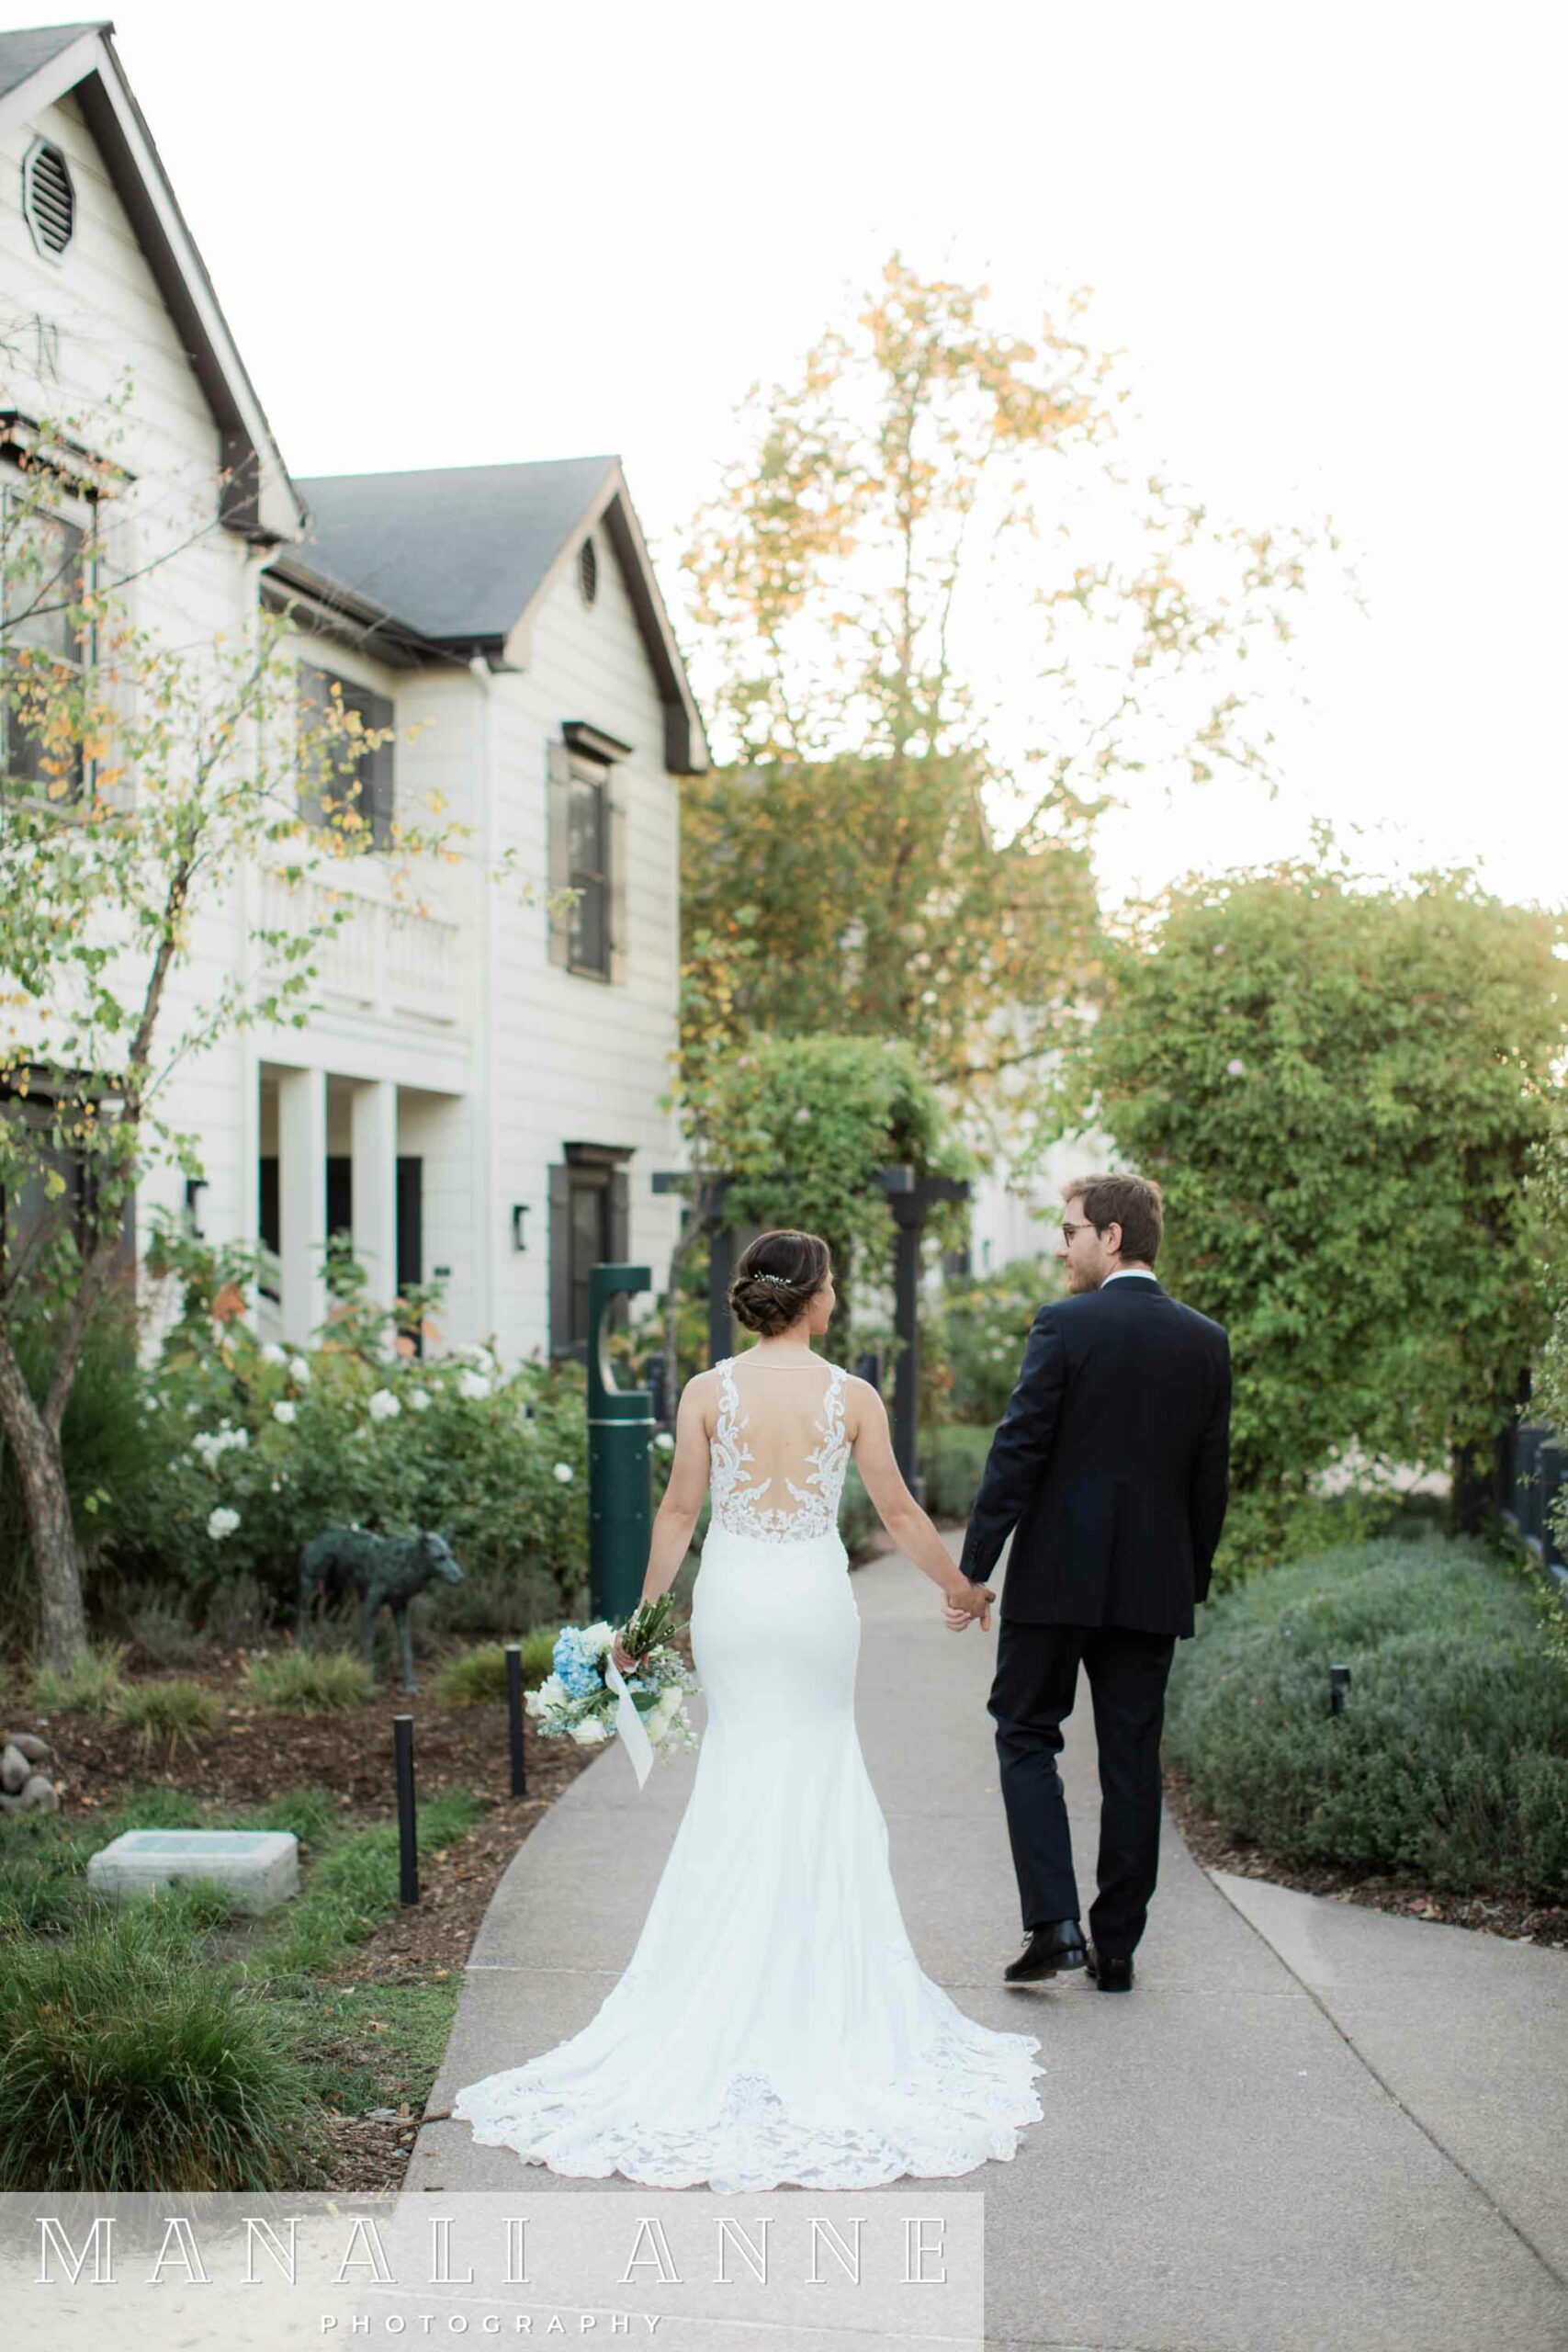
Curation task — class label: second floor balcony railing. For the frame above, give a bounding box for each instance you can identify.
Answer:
[256,864,465,1033]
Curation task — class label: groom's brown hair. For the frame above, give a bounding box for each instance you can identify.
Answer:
[1062,1172,1164,1265]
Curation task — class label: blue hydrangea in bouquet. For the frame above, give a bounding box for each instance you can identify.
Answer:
[525,1592,698,1767]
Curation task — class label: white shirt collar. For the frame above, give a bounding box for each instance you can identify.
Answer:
[1101,1267,1157,1286]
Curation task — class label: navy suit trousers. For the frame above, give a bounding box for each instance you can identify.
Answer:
[988,1618,1177,1957]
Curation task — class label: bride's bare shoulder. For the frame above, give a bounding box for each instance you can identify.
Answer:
[678,1366,723,1425]
[840,1371,886,1433]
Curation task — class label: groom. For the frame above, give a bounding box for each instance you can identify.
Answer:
[946,1173,1231,1993]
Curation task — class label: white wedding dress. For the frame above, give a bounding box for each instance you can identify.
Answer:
[451,1352,1044,2191]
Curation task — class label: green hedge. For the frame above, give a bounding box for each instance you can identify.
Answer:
[1166,1536,1568,1900]
[920,1423,994,1521]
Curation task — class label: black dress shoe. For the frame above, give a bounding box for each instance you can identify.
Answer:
[1004,1918,1088,1982]
[1086,1942,1134,1991]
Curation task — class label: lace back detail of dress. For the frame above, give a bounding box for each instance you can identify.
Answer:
[709,1356,852,1543]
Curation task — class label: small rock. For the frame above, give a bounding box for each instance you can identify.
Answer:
[0,1745,28,1794]
[363,2107,400,2122]
[0,1792,22,1815]
[18,1775,59,1813]
[9,1733,55,1764]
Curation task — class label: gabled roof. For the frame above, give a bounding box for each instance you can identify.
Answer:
[0,19,95,101]
[276,458,709,774]
[296,457,619,644]
[0,21,303,542]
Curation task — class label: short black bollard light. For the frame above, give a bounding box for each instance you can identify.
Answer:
[393,1713,419,1906]
[505,1641,528,1797]
[1329,1663,1352,1715]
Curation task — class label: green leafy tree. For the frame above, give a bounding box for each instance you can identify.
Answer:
[0,408,460,1668]
[1067,854,1565,1532]
[655,1035,970,1403]
[679,255,1335,1128]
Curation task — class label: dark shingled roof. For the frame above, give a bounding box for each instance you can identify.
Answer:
[0,21,105,105]
[294,456,620,645]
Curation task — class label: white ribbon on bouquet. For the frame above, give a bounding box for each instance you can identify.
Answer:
[603,1655,655,1789]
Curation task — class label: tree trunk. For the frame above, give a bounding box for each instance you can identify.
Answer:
[1450,1441,1489,1538]
[0,1334,86,1668]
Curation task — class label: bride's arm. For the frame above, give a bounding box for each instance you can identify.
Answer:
[616,1374,711,1649]
[848,1381,993,1626]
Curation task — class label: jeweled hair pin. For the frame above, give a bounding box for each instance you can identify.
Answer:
[751,1272,797,1287]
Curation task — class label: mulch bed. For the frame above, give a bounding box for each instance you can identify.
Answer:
[1163,1757,1568,1951]
[35,1666,593,1824]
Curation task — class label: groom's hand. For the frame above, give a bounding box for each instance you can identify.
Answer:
[942,1579,994,1633]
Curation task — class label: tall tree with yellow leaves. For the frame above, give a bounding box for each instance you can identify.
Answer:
[678,255,1333,1155]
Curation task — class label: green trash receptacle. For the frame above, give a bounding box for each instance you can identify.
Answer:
[587,1262,655,1624]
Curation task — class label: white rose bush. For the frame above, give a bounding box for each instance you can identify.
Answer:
[119,1228,598,1631]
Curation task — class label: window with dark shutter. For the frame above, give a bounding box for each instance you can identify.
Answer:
[567,756,609,976]
[298,664,395,848]
[549,1144,635,1360]
[2,498,89,797]
[546,726,633,983]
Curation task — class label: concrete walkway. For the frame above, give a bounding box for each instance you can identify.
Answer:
[411,1542,1568,2351]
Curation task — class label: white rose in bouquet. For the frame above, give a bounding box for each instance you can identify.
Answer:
[525,1672,566,1718]
[570,1715,610,1745]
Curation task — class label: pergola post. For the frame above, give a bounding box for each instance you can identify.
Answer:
[652,1169,735,1368]
[875,1166,971,1502]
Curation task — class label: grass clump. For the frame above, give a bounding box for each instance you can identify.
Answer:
[242,1650,374,1712]
[112,1679,220,1751]
[432,1630,557,1707]
[0,1776,485,2186]
[30,1642,129,1714]
[0,1904,332,2189]
[1167,1535,1568,1901]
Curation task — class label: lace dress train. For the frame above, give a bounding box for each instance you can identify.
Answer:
[452,1355,1044,2191]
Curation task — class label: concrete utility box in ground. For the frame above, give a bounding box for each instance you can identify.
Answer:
[86,1829,299,1914]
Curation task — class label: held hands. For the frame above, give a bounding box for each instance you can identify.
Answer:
[942,1578,994,1634]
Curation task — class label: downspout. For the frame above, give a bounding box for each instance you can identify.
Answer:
[468,652,500,1364]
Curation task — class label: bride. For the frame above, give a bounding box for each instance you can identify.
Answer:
[452,1227,1044,2192]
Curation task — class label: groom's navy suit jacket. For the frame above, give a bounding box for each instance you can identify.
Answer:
[957,1273,1231,1639]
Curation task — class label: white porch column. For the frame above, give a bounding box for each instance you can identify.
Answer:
[276,1065,327,1344]
[351,1079,399,1313]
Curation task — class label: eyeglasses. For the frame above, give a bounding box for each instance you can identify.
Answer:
[1060,1219,1100,1243]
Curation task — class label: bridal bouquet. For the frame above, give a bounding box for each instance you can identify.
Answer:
[526,1594,698,1774]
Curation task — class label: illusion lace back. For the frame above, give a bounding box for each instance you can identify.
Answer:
[709,1354,852,1540]
[452,1352,1044,2193]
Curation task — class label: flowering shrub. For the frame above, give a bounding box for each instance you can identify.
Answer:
[930,1258,1064,1426]
[116,1260,590,1632]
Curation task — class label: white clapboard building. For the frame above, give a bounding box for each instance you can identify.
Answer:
[0,23,705,1366]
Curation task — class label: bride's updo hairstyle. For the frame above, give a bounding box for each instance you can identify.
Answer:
[728,1229,831,1339]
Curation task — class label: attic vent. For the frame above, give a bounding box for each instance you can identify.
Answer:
[578,535,598,607]
[23,141,74,260]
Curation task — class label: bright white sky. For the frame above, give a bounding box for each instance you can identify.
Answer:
[93,0,1566,911]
